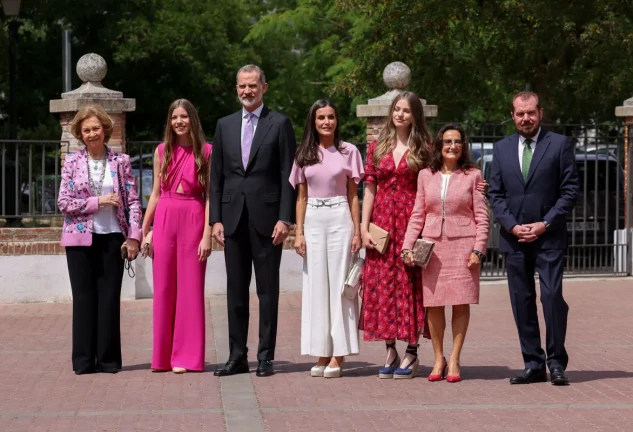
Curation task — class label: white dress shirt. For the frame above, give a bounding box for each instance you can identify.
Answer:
[518,128,541,173]
[241,104,264,145]
[240,103,290,227]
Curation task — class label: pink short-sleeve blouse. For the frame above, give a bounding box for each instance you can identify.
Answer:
[289,141,364,198]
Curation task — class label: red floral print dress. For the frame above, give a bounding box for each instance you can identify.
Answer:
[361,141,427,344]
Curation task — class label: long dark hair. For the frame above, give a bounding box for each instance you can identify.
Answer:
[295,99,345,167]
[161,99,209,189]
[430,123,477,173]
[374,91,432,171]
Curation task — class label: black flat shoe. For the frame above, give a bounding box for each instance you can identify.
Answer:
[550,367,570,386]
[214,359,249,377]
[256,360,274,377]
[510,368,547,384]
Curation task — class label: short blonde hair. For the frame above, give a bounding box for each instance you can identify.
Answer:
[70,104,114,143]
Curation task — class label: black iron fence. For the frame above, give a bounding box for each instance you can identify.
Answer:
[354,122,629,278]
[2,125,630,278]
[0,140,64,226]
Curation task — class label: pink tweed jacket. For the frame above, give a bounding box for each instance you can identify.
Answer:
[58,146,142,247]
[403,168,489,253]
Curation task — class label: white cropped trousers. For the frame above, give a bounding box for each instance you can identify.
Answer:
[301,197,359,357]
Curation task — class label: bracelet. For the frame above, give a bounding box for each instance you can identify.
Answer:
[401,250,412,258]
[472,250,484,260]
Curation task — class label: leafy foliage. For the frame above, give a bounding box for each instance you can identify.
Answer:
[0,0,632,142]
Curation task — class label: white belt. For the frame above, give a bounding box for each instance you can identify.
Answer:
[307,196,347,208]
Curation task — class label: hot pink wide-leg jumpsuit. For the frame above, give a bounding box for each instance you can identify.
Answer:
[151,143,212,371]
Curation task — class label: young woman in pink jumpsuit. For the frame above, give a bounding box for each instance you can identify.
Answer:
[141,99,212,373]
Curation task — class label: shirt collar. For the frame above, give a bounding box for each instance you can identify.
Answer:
[242,104,264,120]
[519,128,541,145]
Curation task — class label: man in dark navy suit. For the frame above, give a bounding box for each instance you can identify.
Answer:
[489,92,579,386]
[210,65,296,378]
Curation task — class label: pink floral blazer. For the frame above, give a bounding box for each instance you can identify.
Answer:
[58,146,142,247]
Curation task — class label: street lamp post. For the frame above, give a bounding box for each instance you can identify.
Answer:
[2,0,22,140]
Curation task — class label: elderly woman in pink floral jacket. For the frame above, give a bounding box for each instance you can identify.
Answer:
[58,104,142,375]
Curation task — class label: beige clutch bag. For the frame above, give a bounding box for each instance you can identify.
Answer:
[369,223,389,254]
[412,238,435,268]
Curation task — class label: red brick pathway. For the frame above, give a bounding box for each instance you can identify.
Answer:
[1,279,632,431]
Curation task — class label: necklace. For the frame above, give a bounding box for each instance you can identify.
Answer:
[87,150,107,196]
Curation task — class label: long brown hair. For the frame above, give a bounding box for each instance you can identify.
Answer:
[373,91,432,171]
[295,99,345,167]
[429,123,477,173]
[160,99,209,189]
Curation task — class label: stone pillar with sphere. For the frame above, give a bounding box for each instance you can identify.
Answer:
[356,62,437,143]
[49,53,135,164]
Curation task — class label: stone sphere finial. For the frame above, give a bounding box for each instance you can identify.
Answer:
[383,62,411,90]
[76,53,107,83]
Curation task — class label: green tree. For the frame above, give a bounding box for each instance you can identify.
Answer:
[245,0,365,141]
[334,0,633,124]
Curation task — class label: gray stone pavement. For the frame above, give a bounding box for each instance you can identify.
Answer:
[1,278,633,431]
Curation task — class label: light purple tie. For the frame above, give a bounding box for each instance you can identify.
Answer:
[242,113,254,168]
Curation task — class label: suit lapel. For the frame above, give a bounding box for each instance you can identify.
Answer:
[106,147,119,195]
[526,131,551,184]
[77,149,91,196]
[229,112,246,174]
[507,134,524,185]
[247,106,273,169]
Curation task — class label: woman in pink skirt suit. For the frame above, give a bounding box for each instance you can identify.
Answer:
[141,99,212,373]
[402,123,489,383]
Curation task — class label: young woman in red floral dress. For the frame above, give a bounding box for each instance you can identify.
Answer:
[360,92,432,379]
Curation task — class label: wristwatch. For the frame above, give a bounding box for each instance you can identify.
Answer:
[543,220,551,231]
[472,250,485,260]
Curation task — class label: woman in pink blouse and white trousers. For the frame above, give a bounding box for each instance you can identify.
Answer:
[290,100,364,378]
[402,124,490,383]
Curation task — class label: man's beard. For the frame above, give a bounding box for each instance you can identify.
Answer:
[518,122,539,137]
[240,96,258,107]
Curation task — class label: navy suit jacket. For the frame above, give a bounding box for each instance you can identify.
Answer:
[488,130,579,252]
[209,106,297,237]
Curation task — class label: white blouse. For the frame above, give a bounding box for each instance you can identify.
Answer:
[90,160,121,234]
[440,173,451,233]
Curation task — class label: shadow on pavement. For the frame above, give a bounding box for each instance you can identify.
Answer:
[120,363,152,371]
[272,361,377,376]
[565,370,633,383]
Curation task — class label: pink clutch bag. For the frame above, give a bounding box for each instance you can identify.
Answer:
[412,239,435,268]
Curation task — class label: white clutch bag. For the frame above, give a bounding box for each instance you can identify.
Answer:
[343,255,365,300]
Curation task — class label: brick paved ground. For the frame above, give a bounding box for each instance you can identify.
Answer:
[1,279,633,431]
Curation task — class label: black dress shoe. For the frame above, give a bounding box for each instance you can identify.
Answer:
[550,367,570,386]
[510,368,547,384]
[214,359,249,377]
[256,360,274,377]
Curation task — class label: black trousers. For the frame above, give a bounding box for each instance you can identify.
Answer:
[66,233,125,373]
[224,205,282,361]
[505,246,569,371]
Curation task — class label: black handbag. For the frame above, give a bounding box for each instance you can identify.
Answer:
[117,162,136,277]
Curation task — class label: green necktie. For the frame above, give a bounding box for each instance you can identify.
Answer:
[521,138,533,181]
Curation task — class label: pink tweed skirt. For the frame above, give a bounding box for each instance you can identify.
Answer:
[421,231,480,307]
